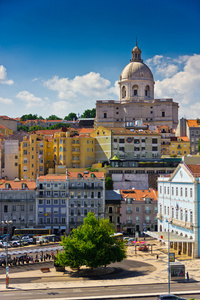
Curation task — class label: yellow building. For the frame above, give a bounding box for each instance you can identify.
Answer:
[0,124,13,135]
[170,136,190,156]
[21,133,54,180]
[90,126,112,164]
[53,128,95,169]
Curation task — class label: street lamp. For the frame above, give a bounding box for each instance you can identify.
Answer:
[1,220,13,289]
[166,218,172,294]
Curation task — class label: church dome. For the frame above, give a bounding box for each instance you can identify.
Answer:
[120,61,153,81]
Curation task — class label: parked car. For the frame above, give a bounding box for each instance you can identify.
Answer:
[11,240,20,247]
[157,295,186,300]
[2,242,11,248]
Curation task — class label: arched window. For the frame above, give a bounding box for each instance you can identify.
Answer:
[122,86,126,98]
[145,85,150,97]
[59,154,62,160]
[59,146,62,152]
[132,85,138,96]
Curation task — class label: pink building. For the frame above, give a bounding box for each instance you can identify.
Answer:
[120,188,157,236]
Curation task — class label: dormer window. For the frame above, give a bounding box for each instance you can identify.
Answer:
[5,183,10,189]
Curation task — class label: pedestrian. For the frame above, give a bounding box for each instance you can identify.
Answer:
[187,271,189,281]
[156,254,159,259]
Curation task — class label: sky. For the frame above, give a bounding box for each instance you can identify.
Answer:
[0,0,200,119]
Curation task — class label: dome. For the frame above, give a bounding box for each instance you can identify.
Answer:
[120,61,154,81]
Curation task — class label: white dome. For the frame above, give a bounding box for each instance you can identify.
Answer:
[120,61,154,81]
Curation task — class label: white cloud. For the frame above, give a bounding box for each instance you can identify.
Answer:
[44,72,119,100]
[0,97,13,105]
[0,65,14,85]
[152,54,200,118]
[16,91,47,109]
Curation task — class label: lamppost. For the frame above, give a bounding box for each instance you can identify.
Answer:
[166,218,172,294]
[1,220,13,289]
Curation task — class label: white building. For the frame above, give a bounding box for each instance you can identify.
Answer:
[95,43,179,129]
[157,163,200,258]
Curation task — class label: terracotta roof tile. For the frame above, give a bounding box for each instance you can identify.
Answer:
[120,188,157,201]
[0,180,36,190]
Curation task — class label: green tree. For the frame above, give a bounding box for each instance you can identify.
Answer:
[20,114,39,121]
[81,108,96,118]
[46,115,62,120]
[64,112,77,121]
[17,125,29,132]
[105,177,113,190]
[56,213,126,270]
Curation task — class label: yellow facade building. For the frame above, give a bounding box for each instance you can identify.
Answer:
[170,136,190,156]
[53,128,95,169]
[90,126,112,164]
[21,134,54,180]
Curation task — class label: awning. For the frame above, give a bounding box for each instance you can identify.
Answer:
[144,231,194,243]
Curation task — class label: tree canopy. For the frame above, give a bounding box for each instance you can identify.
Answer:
[81,108,96,118]
[64,112,78,121]
[20,114,41,121]
[55,213,126,270]
[46,115,62,120]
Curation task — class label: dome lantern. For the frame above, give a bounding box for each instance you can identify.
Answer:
[131,42,143,62]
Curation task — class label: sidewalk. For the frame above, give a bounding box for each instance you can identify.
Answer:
[0,243,199,292]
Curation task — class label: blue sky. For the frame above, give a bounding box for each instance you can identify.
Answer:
[0,0,200,119]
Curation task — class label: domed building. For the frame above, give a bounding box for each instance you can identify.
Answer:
[95,43,179,129]
[119,43,154,102]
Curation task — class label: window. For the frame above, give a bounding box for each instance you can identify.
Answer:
[172,187,174,196]
[190,211,193,223]
[152,146,158,151]
[98,192,101,198]
[39,199,43,205]
[185,188,187,197]
[167,187,169,194]
[172,207,174,218]
[136,216,140,222]
[119,139,125,143]
[162,111,165,117]
[180,209,183,221]
[4,205,8,213]
[53,208,59,214]
[185,210,188,222]
[109,207,113,213]
[23,150,27,155]
[61,217,65,224]
[167,206,169,216]
[61,199,66,204]
[122,86,126,98]
[180,188,183,197]
[176,208,178,219]
[46,199,51,205]
[152,138,157,144]
[160,186,162,194]
[136,207,139,213]
[176,187,178,196]
[53,199,58,204]
[104,113,107,118]
[190,188,193,198]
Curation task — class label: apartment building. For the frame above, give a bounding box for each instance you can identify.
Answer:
[120,188,157,236]
[170,136,190,157]
[36,171,105,234]
[111,127,161,160]
[0,180,36,235]
[53,129,95,169]
[21,133,54,180]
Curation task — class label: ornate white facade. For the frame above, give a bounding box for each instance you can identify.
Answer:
[95,44,179,129]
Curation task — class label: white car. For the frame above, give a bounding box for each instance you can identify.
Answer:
[11,240,20,247]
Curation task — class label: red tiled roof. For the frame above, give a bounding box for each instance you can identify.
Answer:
[120,188,158,201]
[0,180,36,190]
[185,164,200,177]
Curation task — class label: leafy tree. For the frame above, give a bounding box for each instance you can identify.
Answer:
[56,213,126,270]
[64,113,77,121]
[20,114,39,121]
[105,177,113,190]
[29,125,44,131]
[17,125,29,132]
[46,115,62,120]
[48,123,70,130]
[81,108,96,118]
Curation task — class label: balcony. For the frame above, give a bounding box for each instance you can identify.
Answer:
[172,218,193,230]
